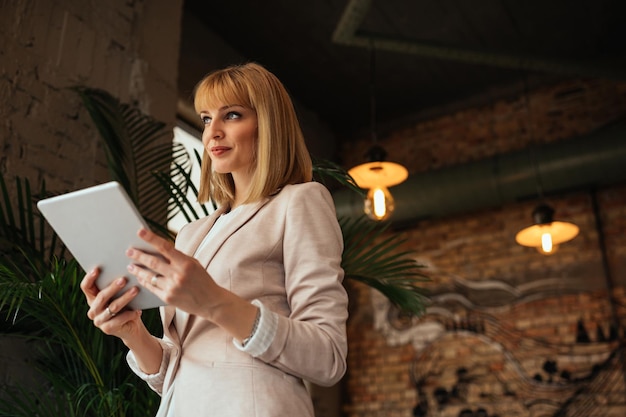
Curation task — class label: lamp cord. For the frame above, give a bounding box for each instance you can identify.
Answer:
[523,76,546,201]
[369,40,378,145]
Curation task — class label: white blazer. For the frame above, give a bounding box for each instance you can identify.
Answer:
[129,182,348,416]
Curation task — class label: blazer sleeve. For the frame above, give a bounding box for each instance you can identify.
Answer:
[255,182,349,386]
[126,335,174,395]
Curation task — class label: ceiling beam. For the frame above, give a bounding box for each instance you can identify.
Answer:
[332,0,626,81]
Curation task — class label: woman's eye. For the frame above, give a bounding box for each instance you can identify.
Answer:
[225,111,242,120]
[201,116,211,125]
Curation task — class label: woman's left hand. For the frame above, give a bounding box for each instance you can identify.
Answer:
[126,228,228,320]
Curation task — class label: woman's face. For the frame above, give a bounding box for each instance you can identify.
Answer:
[199,102,258,180]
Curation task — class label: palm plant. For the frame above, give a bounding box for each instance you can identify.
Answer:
[0,88,428,416]
[0,176,161,417]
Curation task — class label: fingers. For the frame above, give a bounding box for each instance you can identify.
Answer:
[127,263,167,296]
[96,308,142,336]
[80,268,101,304]
[91,283,140,329]
[104,283,139,317]
[81,265,143,340]
[126,228,177,289]
[87,277,131,320]
[134,228,179,264]
[137,227,165,247]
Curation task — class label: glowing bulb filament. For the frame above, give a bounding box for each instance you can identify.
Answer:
[372,188,386,218]
[364,186,395,221]
[541,232,553,253]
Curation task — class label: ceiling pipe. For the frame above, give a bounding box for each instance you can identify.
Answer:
[332,0,626,81]
[332,121,626,228]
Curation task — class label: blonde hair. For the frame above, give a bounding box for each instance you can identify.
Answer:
[193,62,313,206]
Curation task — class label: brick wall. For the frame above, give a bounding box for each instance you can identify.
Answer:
[342,79,626,173]
[342,79,626,417]
[0,0,182,398]
[0,0,181,191]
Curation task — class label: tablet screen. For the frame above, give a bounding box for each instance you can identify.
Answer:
[37,181,166,310]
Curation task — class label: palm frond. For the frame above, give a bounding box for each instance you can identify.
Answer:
[313,157,364,196]
[73,87,191,228]
[0,246,161,416]
[340,215,430,315]
[154,165,213,223]
[0,175,63,285]
[0,173,161,416]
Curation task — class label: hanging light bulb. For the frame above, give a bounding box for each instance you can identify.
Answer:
[349,145,408,221]
[348,43,408,221]
[366,186,394,220]
[540,232,554,253]
[515,204,579,255]
[514,78,579,254]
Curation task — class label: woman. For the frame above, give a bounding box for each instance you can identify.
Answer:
[80,62,348,416]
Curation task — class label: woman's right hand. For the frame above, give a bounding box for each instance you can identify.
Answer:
[80,268,164,375]
[80,267,146,343]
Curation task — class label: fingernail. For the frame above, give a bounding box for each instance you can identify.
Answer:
[127,264,136,273]
[116,278,126,286]
[126,248,134,256]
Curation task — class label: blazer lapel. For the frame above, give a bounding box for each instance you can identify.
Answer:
[166,197,271,338]
[193,198,270,268]
[161,306,178,342]
[174,206,229,257]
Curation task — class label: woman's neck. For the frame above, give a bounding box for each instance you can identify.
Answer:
[231,172,253,211]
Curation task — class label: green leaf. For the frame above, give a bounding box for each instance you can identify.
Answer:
[313,157,364,197]
[73,87,191,232]
[340,215,429,315]
[0,173,161,416]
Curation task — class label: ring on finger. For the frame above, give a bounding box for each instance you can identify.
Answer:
[151,274,160,287]
[106,306,116,318]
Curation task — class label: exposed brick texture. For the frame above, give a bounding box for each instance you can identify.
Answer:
[342,79,626,417]
[0,0,182,399]
[0,0,181,192]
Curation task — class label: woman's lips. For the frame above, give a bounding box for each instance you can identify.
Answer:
[211,146,230,156]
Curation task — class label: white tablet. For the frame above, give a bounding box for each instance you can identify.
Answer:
[37,181,166,310]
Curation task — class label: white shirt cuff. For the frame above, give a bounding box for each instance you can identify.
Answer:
[126,337,171,391]
[232,299,277,357]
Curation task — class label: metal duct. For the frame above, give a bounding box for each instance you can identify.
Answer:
[333,121,626,228]
[332,0,626,81]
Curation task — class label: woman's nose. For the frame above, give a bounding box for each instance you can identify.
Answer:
[204,122,224,143]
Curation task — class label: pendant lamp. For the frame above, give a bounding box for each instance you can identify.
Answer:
[349,144,408,221]
[348,44,408,221]
[515,204,579,255]
[514,77,579,254]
